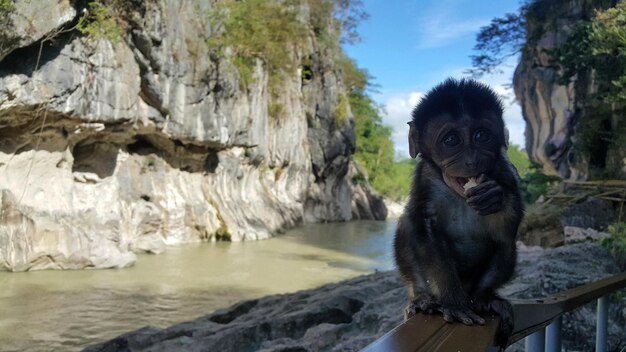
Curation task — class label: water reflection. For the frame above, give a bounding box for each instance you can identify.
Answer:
[0,220,396,351]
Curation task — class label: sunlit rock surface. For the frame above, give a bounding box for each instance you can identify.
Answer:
[0,0,77,61]
[85,243,625,352]
[0,0,386,271]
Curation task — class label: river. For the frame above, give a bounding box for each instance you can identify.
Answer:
[0,220,396,352]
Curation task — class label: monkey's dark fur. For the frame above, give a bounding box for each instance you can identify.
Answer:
[394,78,523,347]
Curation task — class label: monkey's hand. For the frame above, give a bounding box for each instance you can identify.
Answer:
[465,175,503,215]
[474,296,514,348]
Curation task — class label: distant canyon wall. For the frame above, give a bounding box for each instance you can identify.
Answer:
[514,0,622,180]
[0,0,386,271]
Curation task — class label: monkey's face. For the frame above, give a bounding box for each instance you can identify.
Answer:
[422,113,503,197]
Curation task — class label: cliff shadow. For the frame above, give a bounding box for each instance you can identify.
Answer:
[0,30,76,77]
[126,134,220,174]
[72,141,118,179]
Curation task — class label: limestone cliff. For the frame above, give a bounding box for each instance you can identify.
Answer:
[513,0,621,180]
[0,0,386,271]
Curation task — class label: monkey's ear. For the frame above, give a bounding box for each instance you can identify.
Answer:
[408,121,419,159]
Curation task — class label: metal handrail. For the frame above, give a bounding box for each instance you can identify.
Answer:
[362,272,626,352]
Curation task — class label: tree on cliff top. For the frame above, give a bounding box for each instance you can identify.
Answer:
[467,0,599,77]
[468,10,526,77]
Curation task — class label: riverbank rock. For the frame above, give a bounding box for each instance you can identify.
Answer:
[348,162,387,221]
[85,243,626,352]
[0,0,386,271]
[519,198,617,248]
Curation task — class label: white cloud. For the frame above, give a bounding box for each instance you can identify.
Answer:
[414,0,489,49]
[382,91,424,158]
[416,18,489,49]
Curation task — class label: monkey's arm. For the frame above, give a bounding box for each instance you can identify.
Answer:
[471,240,517,347]
[470,158,522,347]
[468,156,521,310]
[396,211,485,325]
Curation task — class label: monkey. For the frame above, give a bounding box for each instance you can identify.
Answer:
[393,78,523,347]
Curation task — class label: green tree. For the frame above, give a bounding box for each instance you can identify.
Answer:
[208,0,308,91]
[519,163,560,203]
[468,0,582,77]
[77,2,124,43]
[556,2,626,106]
[507,144,530,176]
[468,11,526,77]
[343,57,414,200]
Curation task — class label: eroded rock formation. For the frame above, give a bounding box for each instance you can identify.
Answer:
[0,0,386,271]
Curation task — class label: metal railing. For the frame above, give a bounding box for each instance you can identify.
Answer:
[362,272,626,352]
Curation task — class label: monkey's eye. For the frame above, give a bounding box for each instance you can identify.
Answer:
[474,129,491,143]
[442,133,461,147]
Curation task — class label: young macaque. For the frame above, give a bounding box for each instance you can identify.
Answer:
[394,78,523,347]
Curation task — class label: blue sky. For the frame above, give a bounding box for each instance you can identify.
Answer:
[343,0,525,157]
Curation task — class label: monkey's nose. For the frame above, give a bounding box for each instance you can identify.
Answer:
[465,161,477,169]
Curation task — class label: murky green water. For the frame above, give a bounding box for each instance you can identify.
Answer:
[0,220,396,352]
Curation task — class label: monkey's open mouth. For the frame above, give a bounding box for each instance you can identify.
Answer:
[456,177,469,189]
[443,175,479,197]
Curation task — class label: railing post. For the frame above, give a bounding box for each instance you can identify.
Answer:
[596,295,609,352]
[525,329,545,352]
[545,316,562,352]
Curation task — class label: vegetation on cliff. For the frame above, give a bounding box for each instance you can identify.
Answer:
[553,2,626,178]
[0,0,15,53]
[208,0,366,99]
[76,0,153,44]
[208,0,308,92]
[77,2,125,43]
[339,57,415,200]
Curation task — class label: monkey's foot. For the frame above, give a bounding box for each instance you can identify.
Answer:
[404,294,440,320]
[406,296,485,326]
[474,297,513,348]
[438,304,485,326]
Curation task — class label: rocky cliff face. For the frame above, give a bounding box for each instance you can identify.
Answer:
[0,0,386,271]
[513,0,618,180]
